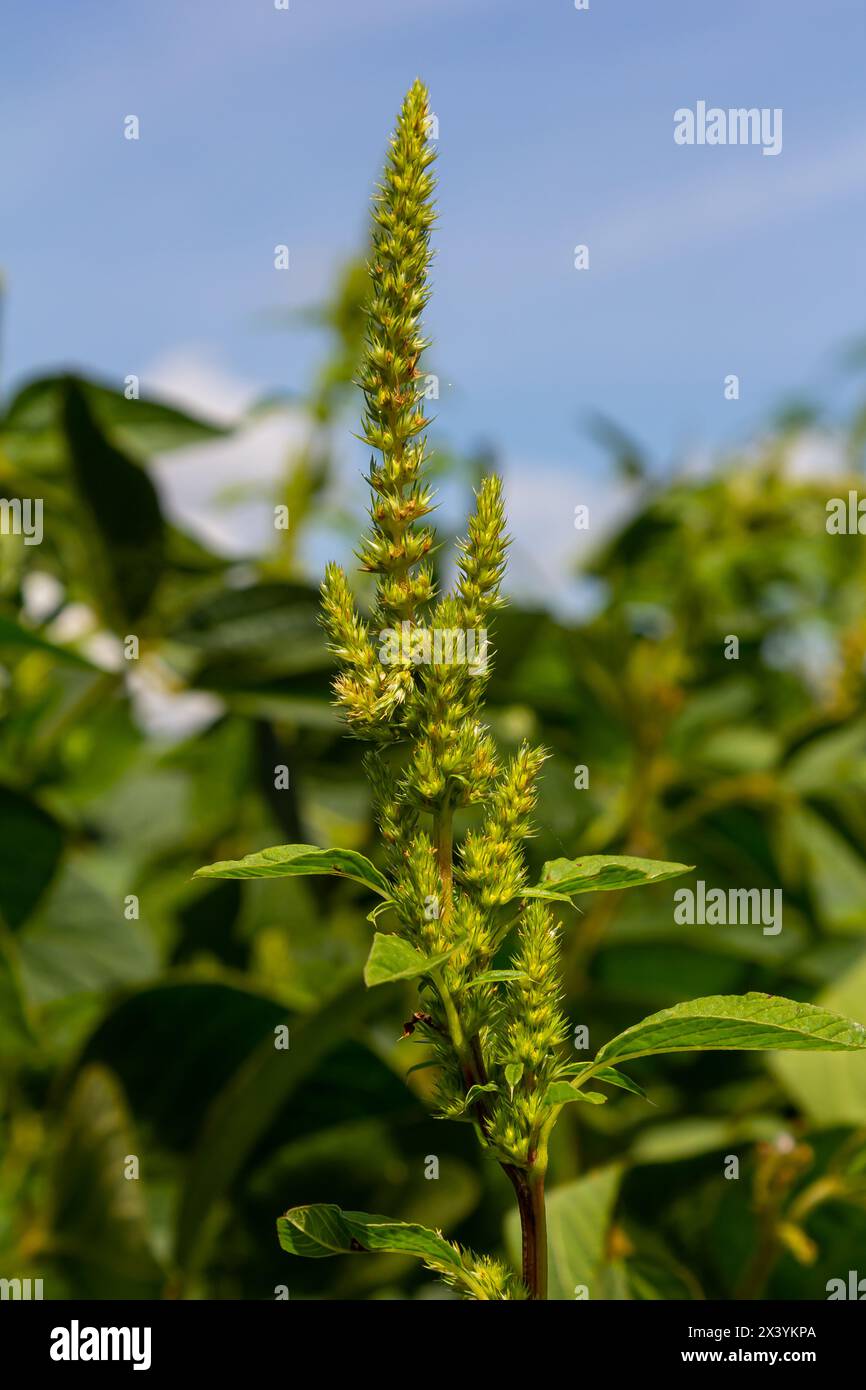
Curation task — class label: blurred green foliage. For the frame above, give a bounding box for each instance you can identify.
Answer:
[1,261,865,1300]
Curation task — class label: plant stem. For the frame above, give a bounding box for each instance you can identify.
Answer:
[504,1164,548,1299]
[434,802,454,923]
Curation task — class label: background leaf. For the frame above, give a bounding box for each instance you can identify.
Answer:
[0,786,64,929]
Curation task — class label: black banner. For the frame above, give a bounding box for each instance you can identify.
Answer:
[1,1298,863,1375]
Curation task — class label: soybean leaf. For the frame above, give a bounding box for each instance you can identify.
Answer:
[0,786,64,929]
[537,854,693,897]
[62,378,165,625]
[175,980,383,1270]
[18,867,156,1005]
[172,582,329,682]
[195,843,391,898]
[0,949,34,1051]
[363,933,452,987]
[595,992,866,1069]
[773,954,866,1127]
[0,615,98,670]
[3,373,227,464]
[50,1065,164,1297]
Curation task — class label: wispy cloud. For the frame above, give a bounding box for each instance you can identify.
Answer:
[591,128,866,276]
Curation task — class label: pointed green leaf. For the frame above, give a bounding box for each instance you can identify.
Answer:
[277,1204,525,1299]
[194,843,391,898]
[278,1204,461,1267]
[595,992,866,1068]
[515,886,575,905]
[504,1061,524,1089]
[537,854,693,897]
[463,1082,499,1109]
[363,933,452,987]
[464,969,526,988]
[563,1063,648,1100]
[545,1081,607,1106]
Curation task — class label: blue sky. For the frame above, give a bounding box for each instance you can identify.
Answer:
[4,0,866,492]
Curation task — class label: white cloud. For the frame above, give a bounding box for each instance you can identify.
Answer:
[501,460,633,619]
[142,348,308,556]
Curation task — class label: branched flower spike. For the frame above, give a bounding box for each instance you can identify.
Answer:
[197,79,866,1302]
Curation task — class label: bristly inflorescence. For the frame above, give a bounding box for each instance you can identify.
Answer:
[319,79,565,1179]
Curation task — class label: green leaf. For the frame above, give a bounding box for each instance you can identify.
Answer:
[278,1203,459,1265]
[18,866,157,1005]
[0,948,34,1052]
[172,582,330,682]
[3,372,227,461]
[463,1082,499,1109]
[194,843,391,898]
[537,854,693,897]
[464,968,526,987]
[363,933,452,987]
[783,806,866,935]
[278,1203,473,1296]
[175,980,383,1270]
[514,886,575,905]
[62,378,166,626]
[594,992,866,1068]
[0,615,98,670]
[563,1063,648,1100]
[50,1065,164,1297]
[544,1081,607,1106]
[0,785,64,929]
[773,954,866,1127]
[504,1061,524,1089]
[276,1204,521,1298]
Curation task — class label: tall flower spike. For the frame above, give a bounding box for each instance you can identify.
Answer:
[356,78,438,630]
